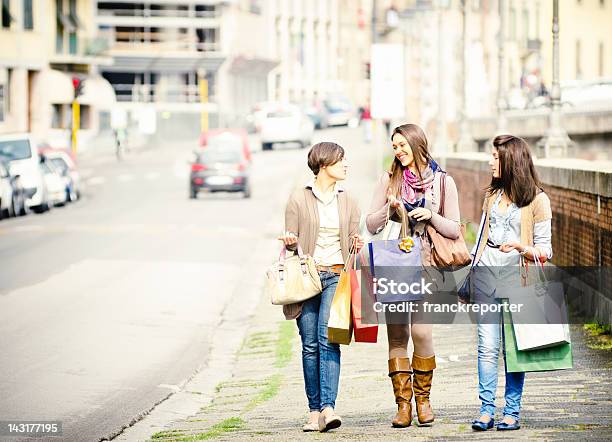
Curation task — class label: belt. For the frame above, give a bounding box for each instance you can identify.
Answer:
[316,264,343,274]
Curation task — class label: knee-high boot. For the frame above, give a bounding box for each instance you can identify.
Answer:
[388,357,413,427]
[412,354,436,424]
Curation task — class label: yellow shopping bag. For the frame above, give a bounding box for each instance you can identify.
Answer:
[327,265,354,345]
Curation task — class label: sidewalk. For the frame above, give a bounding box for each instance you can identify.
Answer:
[138,128,611,441]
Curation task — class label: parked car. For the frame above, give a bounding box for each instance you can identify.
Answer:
[41,149,81,202]
[190,144,251,199]
[260,104,314,151]
[246,101,276,133]
[0,160,26,218]
[302,101,329,130]
[199,128,252,162]
[323,97,358,127]
[40,159,67,207]
[0,133,50,212]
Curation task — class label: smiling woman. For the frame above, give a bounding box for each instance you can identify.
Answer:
[366,123,463,429]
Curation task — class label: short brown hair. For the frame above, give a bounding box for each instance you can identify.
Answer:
[307,142,344,175]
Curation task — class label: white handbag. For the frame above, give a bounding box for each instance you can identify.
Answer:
[266,245,322,305]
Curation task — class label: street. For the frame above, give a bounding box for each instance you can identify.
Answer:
[0,127,367,441]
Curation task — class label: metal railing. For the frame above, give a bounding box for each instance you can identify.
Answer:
[112,84,212,104]
[98,31,220,53]
[97,9,218,19]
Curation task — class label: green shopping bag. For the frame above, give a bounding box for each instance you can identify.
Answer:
[503,310,573,373]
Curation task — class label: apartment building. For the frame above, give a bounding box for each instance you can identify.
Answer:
[96,0,276,136]
[0,0,115,149]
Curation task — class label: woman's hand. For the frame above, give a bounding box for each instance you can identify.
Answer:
[499,241,523,253]
[277,231,298,247]
[351,234,364,253]
[386,188,401,209]
[408,208,433,222]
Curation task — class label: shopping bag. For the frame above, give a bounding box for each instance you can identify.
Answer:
[368,207,423,303]
[505,258,571,350]
[503,308,573,373]
[328,255,354,345]
[351,253,378,343]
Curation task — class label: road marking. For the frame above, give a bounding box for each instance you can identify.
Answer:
[144,172,161,180]
[117,174,135,182]
[87,176,106,186]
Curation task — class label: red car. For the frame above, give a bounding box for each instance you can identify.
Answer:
[199,128,252,162]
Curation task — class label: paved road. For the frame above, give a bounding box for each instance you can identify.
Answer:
[0,128,363,441]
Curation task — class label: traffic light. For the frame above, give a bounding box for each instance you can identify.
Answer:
[72,77,84,100]
[364,62,371,80]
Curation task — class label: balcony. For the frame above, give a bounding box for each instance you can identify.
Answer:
[112,83,216,105]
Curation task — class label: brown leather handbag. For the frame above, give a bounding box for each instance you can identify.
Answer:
[426,173,471,267]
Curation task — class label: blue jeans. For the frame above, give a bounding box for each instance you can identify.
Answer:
[477,308,525,420]
[296,272,341,411]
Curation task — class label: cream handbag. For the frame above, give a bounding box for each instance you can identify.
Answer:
[266,245,322,305]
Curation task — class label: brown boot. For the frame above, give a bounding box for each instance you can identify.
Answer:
[388,357,413,428]
[412,354,436,425]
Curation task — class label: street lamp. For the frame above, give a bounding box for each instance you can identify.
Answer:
[456,0,477,152]
[537,0,573,158]
[433,0,451,166]
[496,0,508,135]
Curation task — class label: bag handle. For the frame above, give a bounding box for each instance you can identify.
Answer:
[344,237,358,272]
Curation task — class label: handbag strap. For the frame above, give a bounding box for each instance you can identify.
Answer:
[470,211,487,269]
[437,172,447,217]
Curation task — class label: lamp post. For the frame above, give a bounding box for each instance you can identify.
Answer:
[496,0,507,136]
[433,0,450,167]
[456,0,476,152]
[537,0,573,157]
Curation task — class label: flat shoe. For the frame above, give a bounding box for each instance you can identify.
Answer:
[496,420,520,431]
[302,421,319,432]
[471,418,494,431]
[319,412,342,432]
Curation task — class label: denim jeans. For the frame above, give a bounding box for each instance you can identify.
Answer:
[477,307,525,420]
[296,271,341,411]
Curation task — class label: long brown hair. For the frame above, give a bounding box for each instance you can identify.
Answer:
[487,134,542,207]
[388,124,433,197]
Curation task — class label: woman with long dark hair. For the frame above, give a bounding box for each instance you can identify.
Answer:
[366,124,462,428]
[470,135,553,432]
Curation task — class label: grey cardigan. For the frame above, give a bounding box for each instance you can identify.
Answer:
[282,184,361,320]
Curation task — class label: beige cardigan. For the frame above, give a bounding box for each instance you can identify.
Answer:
[474,190,553,285]
[282,184,361,320]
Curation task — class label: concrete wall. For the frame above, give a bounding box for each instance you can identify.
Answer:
[445,152,612,324]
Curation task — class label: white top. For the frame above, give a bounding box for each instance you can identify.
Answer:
[308,180,344,266]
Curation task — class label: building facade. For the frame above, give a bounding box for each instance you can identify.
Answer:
[0,0,115,149]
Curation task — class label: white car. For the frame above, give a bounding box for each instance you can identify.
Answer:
[323,98,358,127]
[44,150,81,202]
[260,105,314,151]
[40,160,67,207]
[0,133,50,212]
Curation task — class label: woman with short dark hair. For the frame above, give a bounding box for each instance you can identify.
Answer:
[470,135,553,432]
[279,142,363,432]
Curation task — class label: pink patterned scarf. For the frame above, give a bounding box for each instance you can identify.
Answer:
[400,166,435,204]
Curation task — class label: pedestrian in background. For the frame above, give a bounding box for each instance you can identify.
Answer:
[366,124,462,428]
[360,103,372,144]
[278,142,363,432]
[469,134,553,432]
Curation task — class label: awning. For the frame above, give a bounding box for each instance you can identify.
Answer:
[78,75,117,109]
[40,69,74,104]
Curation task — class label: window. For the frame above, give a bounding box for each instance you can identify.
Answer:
[79,104,90,129]
[575,40,582,78]
[23,0,33,30]
[0,84,5,122]
[599,42,605,77]
[68,0,78,54]
[509,7,516,41]
[51,104,70,129]
[2,0,14,28]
